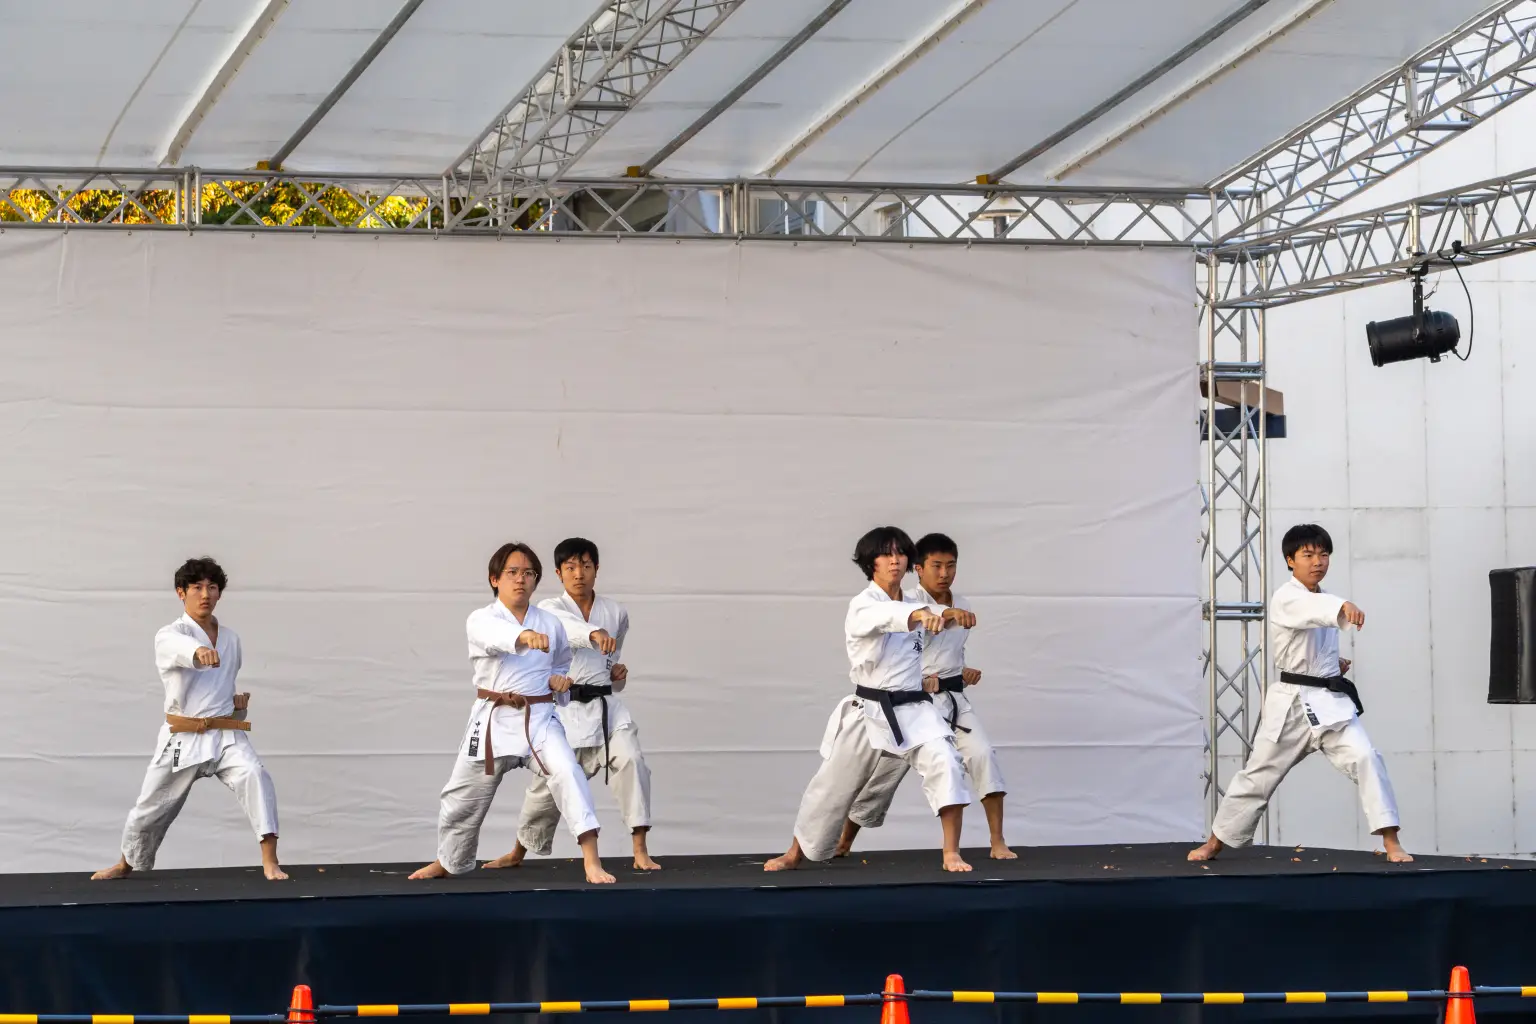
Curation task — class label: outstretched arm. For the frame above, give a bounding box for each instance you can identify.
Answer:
[466,610,542,656]
[847,600,944,639]
[1270,585,1358,630]
[155,627,206,671]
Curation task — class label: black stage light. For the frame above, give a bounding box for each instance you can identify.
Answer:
[1365,244,1470,367]
[1366,308,1460,366]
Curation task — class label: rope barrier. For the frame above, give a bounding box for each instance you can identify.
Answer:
[314,997,883,1016]
[0,1016,286,1023]
[9,970,1533,1020]
[908,990,1457,1005]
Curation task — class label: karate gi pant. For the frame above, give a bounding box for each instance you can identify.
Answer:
[517,725,651,856]
[435,736,601,875]
[1212,695,1400,847]
[792,704,970,862]
[120,735,279,871]
[846,697,1005,828]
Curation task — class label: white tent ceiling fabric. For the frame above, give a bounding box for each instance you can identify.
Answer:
[0,0,1496,185]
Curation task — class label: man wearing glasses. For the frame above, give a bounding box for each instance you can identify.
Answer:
[410,542,614,884]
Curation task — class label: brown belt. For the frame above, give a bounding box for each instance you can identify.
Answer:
[476,688,555,775]
[166,693,252,733]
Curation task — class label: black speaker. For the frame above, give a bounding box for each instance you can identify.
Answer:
[1489,567,1536,703]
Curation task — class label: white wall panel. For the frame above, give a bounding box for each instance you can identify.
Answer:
[0,233,1199,871]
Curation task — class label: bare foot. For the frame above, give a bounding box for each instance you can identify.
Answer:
[943,850,973,872]
[586,863,617,884]
[764,840,804,872]
[409,860,449,879]
[1380,828,1414,863]
[632,830,661,870]
[263,863,289,880]
[483,843,527,870]
[1187,837,1224,862]
[989,842,1018,860]
[91,859,132,881]
[832,820,860,858]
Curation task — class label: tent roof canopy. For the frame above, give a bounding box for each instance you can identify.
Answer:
[0,0,1500,188]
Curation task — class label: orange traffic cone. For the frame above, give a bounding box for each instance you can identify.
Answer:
[288,985,315,1024]
[1444,966,1474,1024]
[880,974,909,1024]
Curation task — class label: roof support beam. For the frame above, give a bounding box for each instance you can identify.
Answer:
[1213,0,1536,242]
[1213,163,1536,306]
[635,0,855,176]
[984,0,1273,184]
[160,0,291,166]
[758,0,992,179]
[1047,0,1334,181]
[444,0,744,229]
[267,0,428,170]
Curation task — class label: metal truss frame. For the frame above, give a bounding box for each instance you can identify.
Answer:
[443,0,743,229]
[12,130,1536,843]
[0,168,1213,245]
[1214,163,1536,307]
[1214,0,1536,241]
[1200,255,1269,832]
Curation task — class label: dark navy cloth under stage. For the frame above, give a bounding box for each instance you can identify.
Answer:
[0,844,1532,1023]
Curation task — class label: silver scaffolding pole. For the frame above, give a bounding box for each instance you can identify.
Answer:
[1200,245,1270,834]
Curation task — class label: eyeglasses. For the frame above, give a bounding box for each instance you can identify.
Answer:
[500,568,539,580]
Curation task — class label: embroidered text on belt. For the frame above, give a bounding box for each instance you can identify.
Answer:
[934,675,971,733]
[1279,671,1365,716]
[853,685,932,746]
[166,692,252,733]
[476,689,556,775]
[570,683,614,782]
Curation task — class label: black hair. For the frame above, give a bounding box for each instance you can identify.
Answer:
[1282,523,1334,562]
[852,526,917,580]
[174,557,227,593]
[914,532,958,564]
[488,542,543,593]
[553,537,600,569]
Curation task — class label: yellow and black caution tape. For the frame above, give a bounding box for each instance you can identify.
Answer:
[8,981,1531,1021]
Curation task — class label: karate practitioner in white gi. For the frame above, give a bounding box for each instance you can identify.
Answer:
[93,558,285,881]
[487,538,660,872]
[410,542,615,884]
[1189,523,1411,863]
[765,526,975,873]
[833,533,1016,860]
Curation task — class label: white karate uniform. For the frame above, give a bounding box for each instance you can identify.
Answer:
[119,614,280,871]
[433,600,602,875]
[1210,576,1401,846]
[790,582,971,861]
[849,587,1006,828]
[516,592,651,856]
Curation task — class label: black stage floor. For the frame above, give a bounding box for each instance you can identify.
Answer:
[0,843,1522,906]
[2,844,1534,1023]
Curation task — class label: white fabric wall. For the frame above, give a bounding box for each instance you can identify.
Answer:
[1266,95,1536,858]
[0,233,1200,871]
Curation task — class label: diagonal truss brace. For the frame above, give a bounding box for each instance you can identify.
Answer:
[1214,0,1536,241]
[444,0,743,228]
[1213,163,1536,306]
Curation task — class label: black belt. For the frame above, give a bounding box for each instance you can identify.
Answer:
[570,684,614,782]
[1280,671,1364,716]
[935,675,971,733]
[854,685,931,746]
